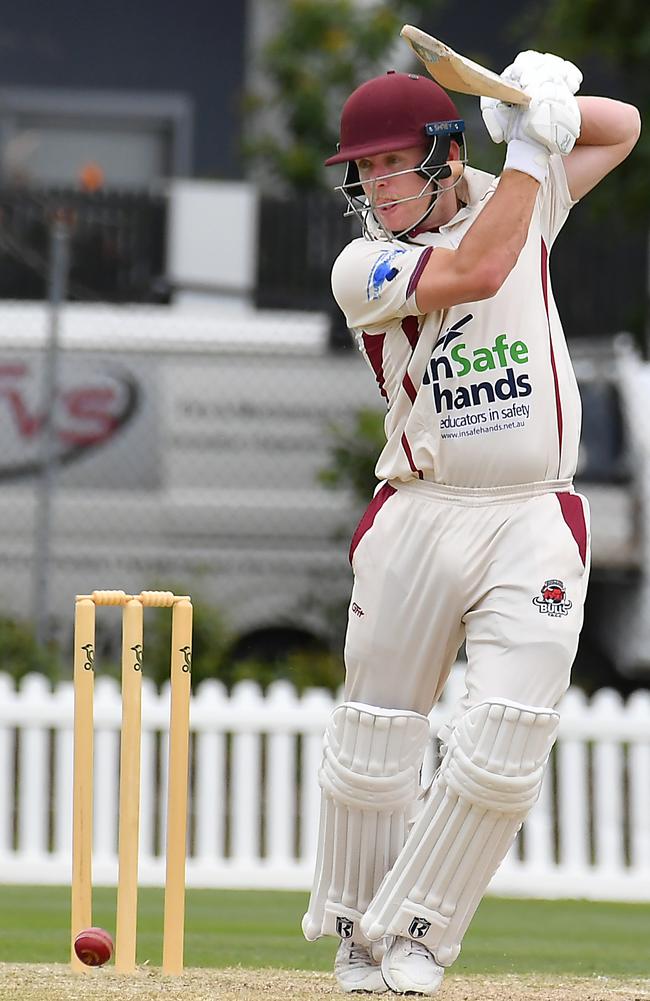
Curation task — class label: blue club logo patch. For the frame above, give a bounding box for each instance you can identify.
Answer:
[367,248,407,301]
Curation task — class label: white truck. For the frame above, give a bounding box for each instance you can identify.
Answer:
[0,301,647,680]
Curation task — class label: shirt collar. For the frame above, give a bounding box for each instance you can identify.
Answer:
[408,166,496,242]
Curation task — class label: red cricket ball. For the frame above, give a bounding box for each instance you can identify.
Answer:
[74,926,114,967]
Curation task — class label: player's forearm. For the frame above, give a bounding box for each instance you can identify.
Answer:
[575,96,641,148]
[455,170,539,292]
[416,171,539,311]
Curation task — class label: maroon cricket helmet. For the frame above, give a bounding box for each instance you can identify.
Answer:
[325,70,461,166]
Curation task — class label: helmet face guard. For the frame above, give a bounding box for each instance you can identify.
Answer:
[336,120,467,240]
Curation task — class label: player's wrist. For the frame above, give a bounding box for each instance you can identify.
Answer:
[503,137,550,184]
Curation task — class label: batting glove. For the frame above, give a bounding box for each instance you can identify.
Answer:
[503,134,551,184]
[479,102,549,183]
[503,50,583,96]
[481,96,528,145]
[481,48,582,153]
[483,80,580,179]
[522,82,581,156]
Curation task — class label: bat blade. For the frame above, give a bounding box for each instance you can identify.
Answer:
[401,25,530,106]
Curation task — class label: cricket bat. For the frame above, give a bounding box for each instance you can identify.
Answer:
[401,25,530,106]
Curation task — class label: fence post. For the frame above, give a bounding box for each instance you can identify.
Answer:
[265,681,299,863]
[193,679,228,862]
[230,681,263,863]
[33,214,71,646]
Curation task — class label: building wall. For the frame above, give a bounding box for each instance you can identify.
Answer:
[0,1,246,178]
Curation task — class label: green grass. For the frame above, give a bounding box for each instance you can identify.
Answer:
[1,886,649,978]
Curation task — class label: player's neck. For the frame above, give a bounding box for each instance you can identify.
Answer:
[407,194,464,237]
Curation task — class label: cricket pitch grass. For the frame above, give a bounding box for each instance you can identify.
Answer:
[1,890,649,1000]
[0,964,649,1001]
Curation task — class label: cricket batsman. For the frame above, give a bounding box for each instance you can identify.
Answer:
[301,49,640,995]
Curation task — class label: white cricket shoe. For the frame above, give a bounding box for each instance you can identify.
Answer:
[381,937,445,995]
[334,939,389,994]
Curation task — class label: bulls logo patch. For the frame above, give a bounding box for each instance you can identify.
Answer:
[532,579,573,617]
[408,917,431,939]
[336,917,354,939]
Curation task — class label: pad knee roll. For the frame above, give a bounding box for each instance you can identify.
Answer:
[361,699,559,963]
[302,701,430,944]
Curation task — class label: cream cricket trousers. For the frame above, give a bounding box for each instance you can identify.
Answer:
[344,478,591,717]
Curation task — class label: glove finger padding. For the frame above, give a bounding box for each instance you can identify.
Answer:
[480,96,510,144]
[563,60,583,95]
[481,98,534,146]
[503,50,583,95]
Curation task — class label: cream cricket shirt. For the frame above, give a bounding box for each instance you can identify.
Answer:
[331,159,581,489]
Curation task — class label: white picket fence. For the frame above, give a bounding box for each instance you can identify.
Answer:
[0,669,649,900]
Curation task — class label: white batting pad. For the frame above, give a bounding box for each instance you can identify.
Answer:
[361,699,559,965]
[302,702,430,944]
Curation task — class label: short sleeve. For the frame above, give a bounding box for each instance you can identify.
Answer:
[331,238,432,330]
[537,155,578,249]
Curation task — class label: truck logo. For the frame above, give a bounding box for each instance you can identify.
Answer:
[0,363,138,480]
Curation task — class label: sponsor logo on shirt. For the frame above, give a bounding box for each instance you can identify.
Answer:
[423,315,532,416]
[366,248,407,301]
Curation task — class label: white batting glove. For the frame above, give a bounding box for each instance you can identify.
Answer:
[504,50,583,96]
[482,82,580,183]
[478,102,549,183]
[481,48,582,152]
[481,96,526,145]
[503,134,550,184]
[521,82,581,156]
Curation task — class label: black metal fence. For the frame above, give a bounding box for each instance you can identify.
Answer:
[256,191,648,346]
[0,187,169,303]
[0,184,645,344]
[255,191,358,348]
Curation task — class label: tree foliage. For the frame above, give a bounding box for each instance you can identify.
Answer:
[319,406,386,502]
[244,0,444,191]
[0,616,63,684]
[141,592,231,689]
[532,0,649,216]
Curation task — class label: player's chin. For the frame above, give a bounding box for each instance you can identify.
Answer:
[376,204,408,231]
